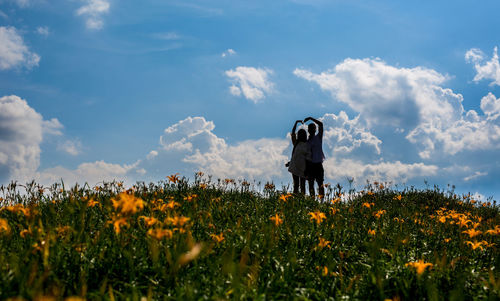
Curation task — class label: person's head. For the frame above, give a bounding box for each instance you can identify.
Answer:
[308,123,316,136]
[297,129,307,142]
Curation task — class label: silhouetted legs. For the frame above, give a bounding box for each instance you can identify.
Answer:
[292,174,306,195]
[307,162,325,197]
[308,179,325,197]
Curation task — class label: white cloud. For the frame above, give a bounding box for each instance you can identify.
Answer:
[0,26,40,70]
[221,48,236,58]
[480,92,500,121]
[153,116,288,180]
[466,46,500,86]
[57,140,82,156]
[76,0,110,30]
[35,26,50,37]
[323,158,438,184]
[294,58,458,130]
[0,95,62,182]
[225,66,274,103]
[463,171,488,182]
[37,161,135,187]
[294,58,500,158]
[321,111,381,155]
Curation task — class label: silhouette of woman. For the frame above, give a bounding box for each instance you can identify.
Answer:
[288,120,312,194]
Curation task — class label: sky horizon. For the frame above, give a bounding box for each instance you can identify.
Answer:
[1,0,499,200]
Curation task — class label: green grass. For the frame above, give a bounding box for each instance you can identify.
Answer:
[0,176,499,300]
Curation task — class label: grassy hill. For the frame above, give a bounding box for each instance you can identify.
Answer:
[0,175,499,300]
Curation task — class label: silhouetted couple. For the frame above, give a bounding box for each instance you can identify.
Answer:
[288,117,325,197]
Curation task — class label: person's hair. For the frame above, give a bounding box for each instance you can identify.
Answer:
[308,123,316,133]
[297,129,307,142]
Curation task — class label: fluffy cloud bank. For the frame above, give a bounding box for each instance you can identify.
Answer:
[76,0,110,30]
[0,26,40,70]
[294,58,500,159]
[225,66,274,103]
[0,95,62,183]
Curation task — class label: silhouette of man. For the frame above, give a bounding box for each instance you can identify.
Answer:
[304,117,325,197]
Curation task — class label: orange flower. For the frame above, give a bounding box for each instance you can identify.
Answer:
[110,217,128,234]
[393,195,402,201]
[485,226,500,235]
[139,216,158,227]
[318,237,331,249]
[20,228,32,238]
[0,218,10,234]
[374,209,386,219]
[368,229,376,236]
[167,173,180,183]
[147,228,173,240]
[308,211,326,224]
[210,233,225,243]
[462,228,482,238]
[362,202,374,209]
[183,194,198,202]
[269,214,283,226]
[165,216,190,227]
[87,198,100,208]
[111,192,144,215]
[279,193,292,202]
[405,259,433,275]
[465,240,486,251]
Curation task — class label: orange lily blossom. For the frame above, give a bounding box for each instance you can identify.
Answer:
[269,214,283,226]
[139,216,158,227]
[318,237,331,249]
[462,228,482,238]
[147,228,173,240]
[211,233,225,243]
[465,240,486,251]
[308,211,326,224]
[405,260,433,275]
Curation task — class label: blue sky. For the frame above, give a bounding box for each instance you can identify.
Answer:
[1,0,499,200]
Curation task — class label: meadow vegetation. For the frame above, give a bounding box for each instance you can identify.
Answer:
[0,174,499,300]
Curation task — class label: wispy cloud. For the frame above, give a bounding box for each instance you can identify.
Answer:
[35,26,50,37]
[221,48,236,58]
[76,0,110,30]
[151,32,181,40]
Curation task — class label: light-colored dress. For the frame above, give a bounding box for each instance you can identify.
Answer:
[288,141,312,177]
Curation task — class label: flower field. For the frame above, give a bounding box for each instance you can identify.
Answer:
[0,175,499,300]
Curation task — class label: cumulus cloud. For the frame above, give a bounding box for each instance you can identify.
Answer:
[480,92,500,121]
[0,95,62,183]
[294,58,500,158]
[466,47,500,86]
[321,111,382,155]
[0,26,40,70]
[76,0,110,30]
[225,66,274,103]
[221,48,236,58]
[153,116,288,180]
[136,115,439,186]
[324,158,438,184]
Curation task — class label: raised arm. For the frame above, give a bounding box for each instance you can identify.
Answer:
[291,120,302,145]
[304,117,323,137]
